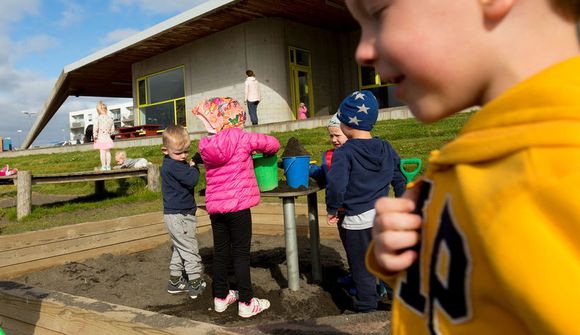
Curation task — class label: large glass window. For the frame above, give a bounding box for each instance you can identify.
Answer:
[359,66,405,108]
[136,67,186,129]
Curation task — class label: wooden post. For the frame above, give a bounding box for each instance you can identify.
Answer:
[95,180,105,194]
[147,164,160,192]
[16,171,32,220]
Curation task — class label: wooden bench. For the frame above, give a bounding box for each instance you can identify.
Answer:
[0,164,160,220]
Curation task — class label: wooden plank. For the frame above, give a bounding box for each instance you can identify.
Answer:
[253,223,339,239]
[0,212,163,251]
[0,175,16,185]
[0,282,230,335]
[1,223,167,267]
[0,235,169,279]
[32,171,148,185]
[0,201,337,280]
[0,315,64,335]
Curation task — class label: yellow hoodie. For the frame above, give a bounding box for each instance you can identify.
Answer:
[367,56,580,334]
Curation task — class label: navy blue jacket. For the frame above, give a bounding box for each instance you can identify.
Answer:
[326,138,406,216]
[161,155,199,215]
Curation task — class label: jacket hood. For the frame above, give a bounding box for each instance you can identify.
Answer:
[199,128,242,167]
[430,56,580,171]
[343,138,391,172]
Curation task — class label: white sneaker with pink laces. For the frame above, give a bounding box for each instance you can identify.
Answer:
[214,290,239,313]
[238,297,270,318]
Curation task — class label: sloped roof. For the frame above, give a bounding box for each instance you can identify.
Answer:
[23,0,357,148]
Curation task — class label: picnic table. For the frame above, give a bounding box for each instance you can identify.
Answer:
[261,184,322,291]
[114,124,161,139]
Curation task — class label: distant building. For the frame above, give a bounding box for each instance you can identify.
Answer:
[68,102,134,143]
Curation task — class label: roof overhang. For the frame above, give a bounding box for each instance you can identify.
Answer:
[23,0,358,148]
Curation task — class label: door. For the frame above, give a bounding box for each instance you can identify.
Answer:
[289,47,314,119]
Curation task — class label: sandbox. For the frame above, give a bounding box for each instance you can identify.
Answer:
[0,203,390,334]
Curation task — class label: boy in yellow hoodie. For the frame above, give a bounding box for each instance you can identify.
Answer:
[346,0,580,333]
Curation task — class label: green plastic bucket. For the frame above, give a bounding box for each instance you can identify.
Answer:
[252,153,279,192]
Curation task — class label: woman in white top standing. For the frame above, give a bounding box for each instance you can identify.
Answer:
[93,101,115,170]
[244,70,261,125]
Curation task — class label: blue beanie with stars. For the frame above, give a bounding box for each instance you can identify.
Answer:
[337,90,379,131]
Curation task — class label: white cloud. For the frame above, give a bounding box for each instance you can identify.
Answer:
[109,0,207,14]
[100,28,140,46]
[0,67,55,144]
[0,0,40,29]
[0,1,82,147]
[0,1,49,143]
[14,34,60,56]
[57,2,84,28]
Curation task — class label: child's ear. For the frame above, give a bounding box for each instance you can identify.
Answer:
[161,146,168,155]
[480,0,516,22]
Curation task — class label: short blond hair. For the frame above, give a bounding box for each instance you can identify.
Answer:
[115,150,127,160]
[162,125,190,148]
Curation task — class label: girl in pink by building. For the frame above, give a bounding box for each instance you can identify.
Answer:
[298,102,308,120]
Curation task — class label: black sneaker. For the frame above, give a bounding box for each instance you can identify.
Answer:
[188,278,207,299]
[167,277,188,294]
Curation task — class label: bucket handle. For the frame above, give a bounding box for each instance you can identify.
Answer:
[283,159,296,175]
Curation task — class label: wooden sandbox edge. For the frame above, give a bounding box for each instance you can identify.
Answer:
[0,281,236,335]
[0,202,337,280]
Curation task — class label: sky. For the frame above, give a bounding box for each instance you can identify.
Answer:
[1,0,209,148]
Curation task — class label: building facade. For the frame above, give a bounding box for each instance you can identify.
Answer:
[131,18,403,132]
[68,102,134,143]
[25,1,404,149]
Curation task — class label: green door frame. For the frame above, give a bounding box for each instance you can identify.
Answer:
[288,47,314,119]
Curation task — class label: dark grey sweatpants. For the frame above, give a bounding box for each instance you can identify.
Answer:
[163,213,203,280]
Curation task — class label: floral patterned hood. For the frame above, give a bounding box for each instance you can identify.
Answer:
[192,97,246,134]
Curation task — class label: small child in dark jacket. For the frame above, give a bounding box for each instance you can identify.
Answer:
[160,125,206,299]
[326,90,406,312]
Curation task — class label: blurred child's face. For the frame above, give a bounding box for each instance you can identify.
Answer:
[115,155,125,165]
[162,140,190,162]
[328,126,348,148]
[346,0,485,123]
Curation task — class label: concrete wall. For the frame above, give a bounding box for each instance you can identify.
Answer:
[132,18,359,133]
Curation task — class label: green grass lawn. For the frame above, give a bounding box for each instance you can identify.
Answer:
[0,112,473,235]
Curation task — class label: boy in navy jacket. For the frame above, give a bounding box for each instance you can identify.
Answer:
[326,90,406,312]
[160,125,206,299]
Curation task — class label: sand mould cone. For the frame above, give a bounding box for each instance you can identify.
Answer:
[281,137,311,189]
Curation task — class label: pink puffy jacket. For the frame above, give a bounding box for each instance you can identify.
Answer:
[199,128,280,214]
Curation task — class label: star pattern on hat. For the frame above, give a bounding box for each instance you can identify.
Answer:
[357,104,369,114]
[354,92,366,100]
[348,116,361,126]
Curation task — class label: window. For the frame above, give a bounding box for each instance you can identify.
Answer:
[358,66,405,108]
[136,67,186,129]
[110,108,122,129]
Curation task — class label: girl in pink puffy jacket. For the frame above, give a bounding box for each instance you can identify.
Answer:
[193,97,280,318]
